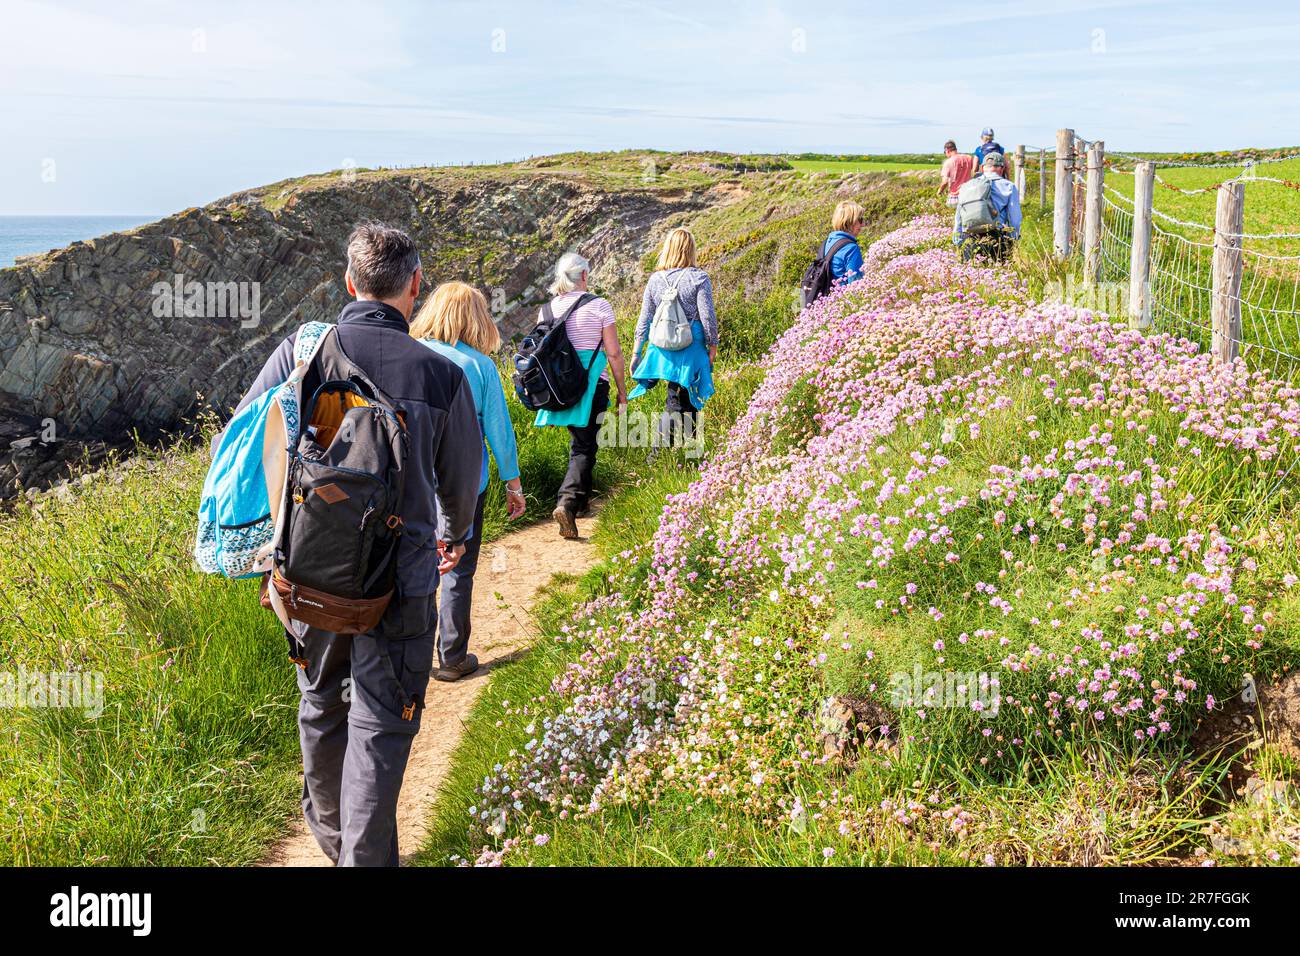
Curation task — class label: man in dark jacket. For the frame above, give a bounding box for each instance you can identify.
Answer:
[233,221,481,866]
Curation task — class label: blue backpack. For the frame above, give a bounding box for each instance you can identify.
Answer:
[194,322,333,578]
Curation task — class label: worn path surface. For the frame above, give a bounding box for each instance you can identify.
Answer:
[260,513,598,866]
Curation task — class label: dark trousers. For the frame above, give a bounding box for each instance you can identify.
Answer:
[437,490,485,668]
[658,381,699,448]
[557,379,609,514]
[960,232,1014,263]
[293,595,436,867]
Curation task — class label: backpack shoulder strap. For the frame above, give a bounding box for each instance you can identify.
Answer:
[825,237,855,261]
[293,322,334,366]
[561,292,595,322]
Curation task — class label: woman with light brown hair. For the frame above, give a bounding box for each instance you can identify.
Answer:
[409,281,524,681]
[629,227,718,453]
[822,200,867,284]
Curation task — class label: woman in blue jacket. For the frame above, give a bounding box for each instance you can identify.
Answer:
[823,200,867,284]
[410,281,525,681]
[629,228,718,453]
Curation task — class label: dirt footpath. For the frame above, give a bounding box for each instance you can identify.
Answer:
[260,513,598,866]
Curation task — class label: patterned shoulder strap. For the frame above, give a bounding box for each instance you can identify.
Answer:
[293,321,334,366]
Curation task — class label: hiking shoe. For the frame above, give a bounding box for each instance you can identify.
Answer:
[435,654,479,682]
[553,505,578,540]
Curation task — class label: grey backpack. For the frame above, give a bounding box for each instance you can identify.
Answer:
[648,271,694,351]
[957,176,1000,235]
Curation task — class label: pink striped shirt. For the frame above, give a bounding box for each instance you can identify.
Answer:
[546,292,617,380]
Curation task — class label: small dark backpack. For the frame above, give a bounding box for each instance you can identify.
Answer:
[800,237,855,308]
[512,293,603,411]
[266,329,409,638]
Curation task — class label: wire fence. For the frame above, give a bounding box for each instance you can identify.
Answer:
[1040,133,1300,383]
[1031,135,1300,526]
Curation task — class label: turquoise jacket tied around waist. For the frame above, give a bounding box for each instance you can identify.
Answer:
[629,318,715,410]
[534,349,609,428]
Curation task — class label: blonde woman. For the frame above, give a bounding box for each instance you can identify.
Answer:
[629,227,717,450]
[409,281,524,681]
[823,201,866,284]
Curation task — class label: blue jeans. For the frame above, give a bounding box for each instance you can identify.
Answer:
[437,490,486,668]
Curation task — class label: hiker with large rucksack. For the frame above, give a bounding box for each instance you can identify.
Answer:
[629,227,718,454]
[410,281,525,685]
[801,201,867,307]
[953,151,1023,262]
[517,252,627,540]
[196,221,481,866]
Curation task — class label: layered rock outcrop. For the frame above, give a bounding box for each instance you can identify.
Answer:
[0,158,733,496]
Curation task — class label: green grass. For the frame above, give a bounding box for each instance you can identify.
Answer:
[0,446,299,865]
[1102,156,1300,256]
[788,159,938,174]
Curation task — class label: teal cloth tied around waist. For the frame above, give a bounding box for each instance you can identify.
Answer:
[534,349,609,428]
[629,319,715,409]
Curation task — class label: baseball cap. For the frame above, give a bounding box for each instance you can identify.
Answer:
[981,127,995,138]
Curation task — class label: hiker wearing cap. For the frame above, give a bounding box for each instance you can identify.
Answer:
[231,222,482,866]
[410,281,525,684]
[533,252,628,539]
[939,140,976,207]
[629,227,718,453]
[973,128,1005,169]
[953,152,1022,262]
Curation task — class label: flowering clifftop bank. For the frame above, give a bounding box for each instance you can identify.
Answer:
[461,215,1300,865]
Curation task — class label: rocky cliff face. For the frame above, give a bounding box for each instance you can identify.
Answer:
[0,155,740,497]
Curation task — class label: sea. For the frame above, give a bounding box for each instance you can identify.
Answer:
[0,215,156,269]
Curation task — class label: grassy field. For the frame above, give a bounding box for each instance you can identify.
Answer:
[416,204,1300,868]
[1102,156,1300,256]
[0,158,929,865]
[788,159,938,175]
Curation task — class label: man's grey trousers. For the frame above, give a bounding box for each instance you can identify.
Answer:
[293,594,436,867]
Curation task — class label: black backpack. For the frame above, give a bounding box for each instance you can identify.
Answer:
[800,237,855,308]
[267,329,410,637]
[512,293,603,411]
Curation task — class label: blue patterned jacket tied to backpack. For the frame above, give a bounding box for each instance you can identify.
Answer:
[194,321,332,578]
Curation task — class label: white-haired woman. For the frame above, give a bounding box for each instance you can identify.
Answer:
[533,252,627,539]
[629,227,717,451]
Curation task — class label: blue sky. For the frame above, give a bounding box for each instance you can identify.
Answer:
[2,0,1297,215]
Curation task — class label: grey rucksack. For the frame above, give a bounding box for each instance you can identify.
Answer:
[957,176,1000,235]
[648,271,694,351]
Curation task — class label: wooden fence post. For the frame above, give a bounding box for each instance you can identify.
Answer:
[1014,144,1026,196]
[1128,161,1155,328]
[1039,148,1047,206]
[1053,128,1074,259]
[1072,136,1088,237]
[1211,181,1245,364]
[1083,140,1105,286]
